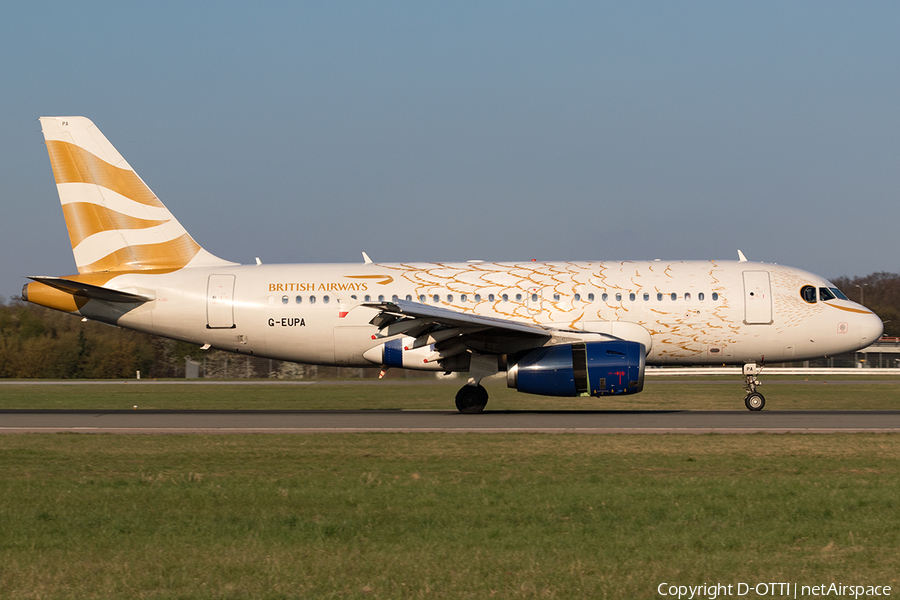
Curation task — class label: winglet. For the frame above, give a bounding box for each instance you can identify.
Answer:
[737,250,748,262]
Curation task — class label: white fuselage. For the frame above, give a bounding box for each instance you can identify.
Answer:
[84,259,882,368]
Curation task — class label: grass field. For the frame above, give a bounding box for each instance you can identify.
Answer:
[1,380,899,599]
[0,376,899,411]
[1,434,899,599]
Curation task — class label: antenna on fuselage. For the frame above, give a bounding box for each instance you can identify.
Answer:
[737,250,748,262]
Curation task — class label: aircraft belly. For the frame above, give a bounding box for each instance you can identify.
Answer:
[333,326,380,366]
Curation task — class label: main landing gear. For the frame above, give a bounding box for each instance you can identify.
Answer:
[743,363,765,411]
[455,384,489,414]
[454,353,497,414]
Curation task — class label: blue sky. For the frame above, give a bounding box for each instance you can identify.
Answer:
[1,2,898,301]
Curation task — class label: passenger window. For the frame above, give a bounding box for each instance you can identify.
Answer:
[615,293,622,302]
[295,296,302,304]
[392,295,399,301]
[532,293,539,302]
[309,296,316,304]
[574,293,581,301]
[684,292,691,301]
[698,292,705,301]
[643,293,649,301]
[405,295,412,301]
[419,295,426,302]
[629,293,636,301]
[433,294,440,303]
[671,293,677,301]
[323,296,330,304]
[351,295,357,300]
[447,294,453,302]
[516,294,522,302]
[599,293,605,302]
[282,295,289,304]
[589,293,596,302]
[474,294,481,302]
[800,286,817,304]
[489,294,495,302]
[819,287,836,301]
[553,293,560,301]
[365,295,371,302]
[461,294,467,302]
[502,294,509,302]
[657,293,663,301]
[712,293,719,301]
[378,295,385,302]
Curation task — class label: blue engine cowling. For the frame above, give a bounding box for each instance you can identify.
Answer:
[507,341,645,397]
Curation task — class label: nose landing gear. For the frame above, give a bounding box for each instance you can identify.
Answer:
[743,363,765,411]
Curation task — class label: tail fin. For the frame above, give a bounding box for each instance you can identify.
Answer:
[39,117,235,273]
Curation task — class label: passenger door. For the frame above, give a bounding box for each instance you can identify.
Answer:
[742,271,773,325]
[207,274,236,329]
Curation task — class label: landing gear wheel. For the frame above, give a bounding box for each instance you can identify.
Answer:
[456,385,489,414]
[745,392,765,411]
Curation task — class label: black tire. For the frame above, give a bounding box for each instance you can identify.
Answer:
[745,392,765,411]
[455,385,489,414]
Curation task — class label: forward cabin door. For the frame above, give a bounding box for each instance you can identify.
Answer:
[207,274,236,329]
[742,271,773,325]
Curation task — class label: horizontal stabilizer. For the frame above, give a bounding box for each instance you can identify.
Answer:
[28,276,154,303]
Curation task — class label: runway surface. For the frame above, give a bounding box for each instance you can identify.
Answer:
[3,409,900,434]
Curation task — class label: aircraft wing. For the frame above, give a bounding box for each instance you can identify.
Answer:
[28,276,155,303]
[363,298,550,336]
[361,298,564,361]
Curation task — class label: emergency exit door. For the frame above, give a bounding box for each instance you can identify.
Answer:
[526,286,543,315]
[207,274,236,329]
[742,271,772,325]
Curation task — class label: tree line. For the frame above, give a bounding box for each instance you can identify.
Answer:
[0,296,190,379]
[1,271,898,378]
[0,296,390,380]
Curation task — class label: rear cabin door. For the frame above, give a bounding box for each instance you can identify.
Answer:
[207,274,236,329]
[742,271,773,325]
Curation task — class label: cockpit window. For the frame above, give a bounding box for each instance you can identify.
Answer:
[819,287,836,301]
[830,287,849,300]
[800,285,817,304]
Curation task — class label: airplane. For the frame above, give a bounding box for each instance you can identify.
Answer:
[22,116,883,412]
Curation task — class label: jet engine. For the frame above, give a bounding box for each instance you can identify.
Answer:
[507,340,645,397]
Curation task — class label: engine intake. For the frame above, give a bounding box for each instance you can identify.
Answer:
[507,340,645,397]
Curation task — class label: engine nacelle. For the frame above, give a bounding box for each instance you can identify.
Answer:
[507,340,645,397]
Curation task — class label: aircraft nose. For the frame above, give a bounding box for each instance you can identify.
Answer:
[859,310,884,348]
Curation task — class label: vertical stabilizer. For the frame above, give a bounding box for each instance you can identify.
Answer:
[39,117,235,273]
